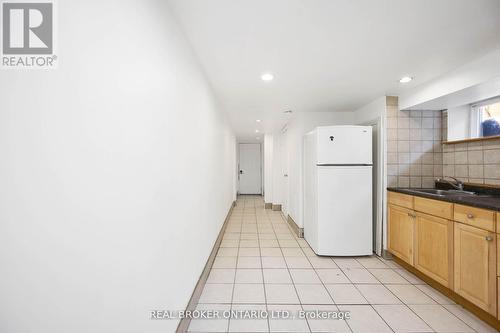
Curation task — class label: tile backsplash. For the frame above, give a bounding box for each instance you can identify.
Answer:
[387,97,500,188]
[386,97,444,188]
[442,138,500,185]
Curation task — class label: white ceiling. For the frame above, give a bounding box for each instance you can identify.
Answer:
[167,0,500,140]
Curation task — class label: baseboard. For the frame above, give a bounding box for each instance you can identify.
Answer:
[176,201,236,333]
[287,215,304,238]
[271,204,282,211]
[381,249,393,260]
[265,203,272,209]
[393,257,500,331]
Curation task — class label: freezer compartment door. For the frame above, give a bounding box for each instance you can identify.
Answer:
[317,126,372,165]
[316,166,372,256]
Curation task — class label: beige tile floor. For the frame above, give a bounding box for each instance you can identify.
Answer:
[189,196,497,333]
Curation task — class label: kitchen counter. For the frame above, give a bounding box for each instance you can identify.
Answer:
[387,187,500,211]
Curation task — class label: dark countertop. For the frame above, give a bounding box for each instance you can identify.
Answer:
[387,187,500,212]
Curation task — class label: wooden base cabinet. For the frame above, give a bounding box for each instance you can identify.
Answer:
[454,223,497,315]
[388,204,414,265]
[414,212,453,288]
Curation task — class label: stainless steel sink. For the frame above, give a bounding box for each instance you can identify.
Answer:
[410,189,476,197]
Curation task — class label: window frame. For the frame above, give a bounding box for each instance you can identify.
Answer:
[470,96,500,138]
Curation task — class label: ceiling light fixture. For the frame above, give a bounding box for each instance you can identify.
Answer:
[261,73,274,81]
[399,76,413,83]
[256,119,262,123]
[255,129,260,133]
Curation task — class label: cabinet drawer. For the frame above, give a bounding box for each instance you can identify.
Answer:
[454,204,495,232]
[414,197,453,220]
[388,191,413,209]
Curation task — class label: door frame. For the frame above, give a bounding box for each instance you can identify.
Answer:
[237,143,263,195]
[361,117,384,256]
[280,127,289,216]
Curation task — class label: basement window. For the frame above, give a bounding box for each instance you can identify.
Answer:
[471,97,500,138]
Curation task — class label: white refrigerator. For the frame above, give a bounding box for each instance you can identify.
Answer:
[303,126,373,256]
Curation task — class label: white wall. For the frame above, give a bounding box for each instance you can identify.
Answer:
[271,133,284,207]
[0,1,236,333]
[353,97,387,124]
[263,134,274,203]
[281,112,354,227]
[353,97,388,254]
[447,105,471,141]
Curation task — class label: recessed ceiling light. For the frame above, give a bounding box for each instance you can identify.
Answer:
[399,76,413,83]
[255,129,260,133]
[256,119,262,123]
[261,73,274,81]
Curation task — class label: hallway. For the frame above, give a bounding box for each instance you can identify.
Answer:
[188,196,496,333]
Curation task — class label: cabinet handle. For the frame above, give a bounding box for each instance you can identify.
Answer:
[485,235,493,241]
[467,213,474,219]
[407,212,416,218]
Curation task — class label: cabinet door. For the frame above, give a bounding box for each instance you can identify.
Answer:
[454,223,497,315]
[414,212,453,288]
[388,204,414,265]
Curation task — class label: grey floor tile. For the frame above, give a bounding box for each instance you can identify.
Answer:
[355,284,401,304]
[415,284,455,305]
[235,269,263,284]
[443,304,498,333]
[199,284,234,304]
[290,269,321,284]
[386,284,436,305]
[229,304,269,332]
[326,284,367,305]
[207,269,236,284]
[409,304,474,332]
[316,269,350,284]
[295,284,334,304]
[338,304,392,333]
[341,268,379,284]
[233,284,265,304]
[367,268,409,284]
[373,304,432,333]
[265,284,300,304]
[268,304,310,332]
[302,305,351,333]
[263,269,293,284]
[188,304,231,332]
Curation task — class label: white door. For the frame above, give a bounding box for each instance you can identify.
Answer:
[239,143,262,194]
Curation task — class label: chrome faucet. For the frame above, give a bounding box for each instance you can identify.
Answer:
[437,176,464,191]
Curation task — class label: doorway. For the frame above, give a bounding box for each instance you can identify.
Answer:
[238,143,262,195]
